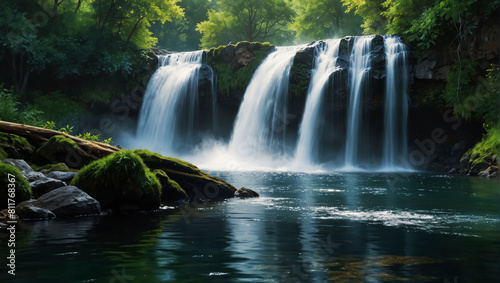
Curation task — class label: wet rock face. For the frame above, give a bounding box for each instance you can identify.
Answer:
[32,186,101,217]
[234,187,260,198]
[414,49,454,80]
[370,35,386,80]
[30,178,67,198]
[16,204,56,220]
[234,45,256,68]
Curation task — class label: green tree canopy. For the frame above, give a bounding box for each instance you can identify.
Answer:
[291,0,363,42]
[197,0,295,49]
[152,0,215,51]
[341,0,387,34]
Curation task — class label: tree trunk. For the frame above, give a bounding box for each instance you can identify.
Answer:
[0,121,119,158]
[125,16,146,45]
[74,0,84,14]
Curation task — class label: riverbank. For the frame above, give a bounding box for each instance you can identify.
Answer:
[0,121,258,222]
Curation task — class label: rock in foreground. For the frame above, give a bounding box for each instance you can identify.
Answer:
[33,186,101,216]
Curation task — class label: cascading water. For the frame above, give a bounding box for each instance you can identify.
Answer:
[294,39,341,167]
[382,36,409,169]
[344,36,374,169]
[136,51,214,155]
[133,36,410,172]
[228,46,303,159]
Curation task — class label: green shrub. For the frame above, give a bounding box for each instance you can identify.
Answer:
[41,121,56,130]
[0,162,32,210]
[42,121,113,144]
[70,150,161,210]
[443,61,499,124]
[471,126,499,159]
[0,84,43,125]
[32,91,83,127]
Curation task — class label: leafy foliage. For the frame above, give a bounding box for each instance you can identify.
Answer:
[0,84,43,125]
[0,0,184,129]
[471,126,499,159]
[197,0,295,49]
[291,0,363,42]
[341,0,387,34]
[443,61,499,124]
[152,0,215,51]
[41,121,113,144]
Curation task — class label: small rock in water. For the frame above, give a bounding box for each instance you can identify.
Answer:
[234,187,259,198]
[478,166,499,178]
[16,205,56,220]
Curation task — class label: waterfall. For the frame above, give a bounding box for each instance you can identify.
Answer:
[228,46,303,158]
[136,51,213,155]
[344,36,374,169]
[382,36,409,169]
[294,39,341,167]
[133,36,411,172]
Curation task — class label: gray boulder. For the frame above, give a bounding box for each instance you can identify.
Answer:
[46,171,78,183]
[33,186,101,216]
[3,158,34,174]
[16,205,56,220]
[3,158,46,181]
[30,178,67,198]
[24,171,47,182]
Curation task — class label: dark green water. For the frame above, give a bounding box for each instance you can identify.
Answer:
[1,172,499,282]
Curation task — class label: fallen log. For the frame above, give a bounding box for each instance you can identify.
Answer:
[0,121,120,159]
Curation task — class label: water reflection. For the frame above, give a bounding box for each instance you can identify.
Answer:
[2,172,498,282]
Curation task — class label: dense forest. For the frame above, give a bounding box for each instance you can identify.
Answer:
[0,0,498,159]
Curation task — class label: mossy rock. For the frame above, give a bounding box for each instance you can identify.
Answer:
[70,150,161,210]
[36,135,78,164]
[132,149,237,200]
[32,162,73,173]
[0,162,32,210]
[154,170,187,203]
[0,147,7,161]
[0,132,35,160]
[133,149,201,174]
[207,41,276,98]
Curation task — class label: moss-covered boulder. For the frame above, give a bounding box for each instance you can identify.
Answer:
[0,162,32,210]
[32,162,72,173]
[207,42,276,99]
[0,147,7,160]
[70,150,161,210]
[36,135,77,164]
[0,132,35,160]
[154,170,187,203]
[133,149,237,200]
